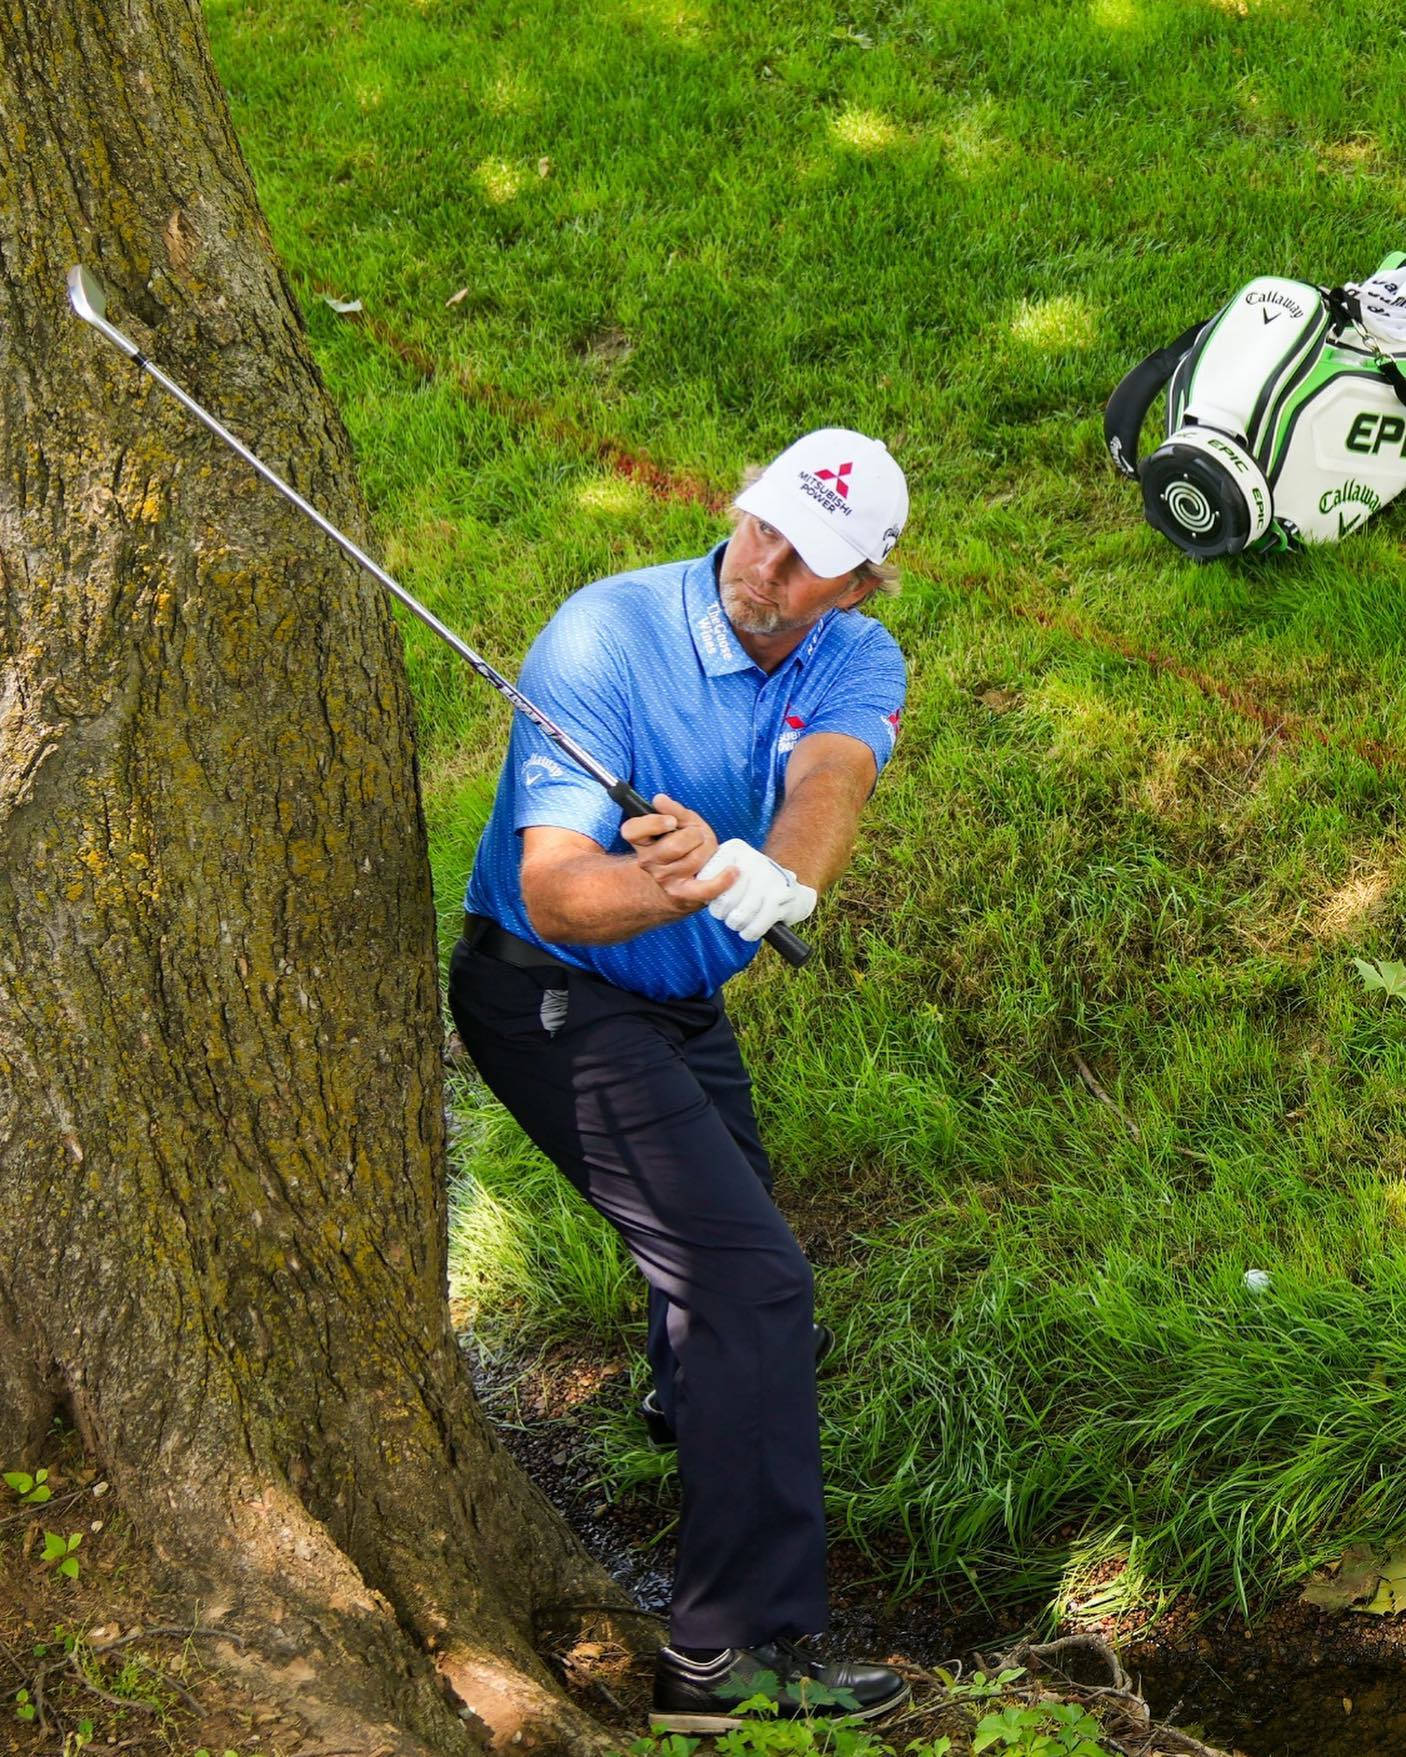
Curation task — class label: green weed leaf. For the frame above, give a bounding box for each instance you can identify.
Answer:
[729,1687,781,1714]
[1354,957,1406,999]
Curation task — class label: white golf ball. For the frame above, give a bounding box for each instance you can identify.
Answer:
[1243,1269,1272,1293]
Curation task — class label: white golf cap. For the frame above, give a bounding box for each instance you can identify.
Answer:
[735,427,908,578]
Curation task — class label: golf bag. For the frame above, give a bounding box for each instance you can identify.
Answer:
[1105,252,1406,558]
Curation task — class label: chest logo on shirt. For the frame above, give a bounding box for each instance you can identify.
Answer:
[778,712,807,756]
[882,708,901,747]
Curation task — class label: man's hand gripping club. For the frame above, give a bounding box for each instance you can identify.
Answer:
[622,796,817,944]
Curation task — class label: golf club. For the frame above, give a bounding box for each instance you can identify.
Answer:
[65,264,809,968]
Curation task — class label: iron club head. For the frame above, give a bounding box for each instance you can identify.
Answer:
[67,264,108,323]
[66,265,141,359]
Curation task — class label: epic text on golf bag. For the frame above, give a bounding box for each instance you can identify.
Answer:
[1106,252,1406,558]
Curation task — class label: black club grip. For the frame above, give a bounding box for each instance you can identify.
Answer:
[611,783,812,969]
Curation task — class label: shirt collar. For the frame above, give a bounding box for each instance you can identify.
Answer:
[685,542,835,678]
[686,544,754,676]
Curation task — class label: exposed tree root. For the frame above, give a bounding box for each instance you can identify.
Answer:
[990,1635,1235,1757]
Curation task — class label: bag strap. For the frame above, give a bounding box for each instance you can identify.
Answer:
[1103,318,1213,479]
[1323,284,1406,409]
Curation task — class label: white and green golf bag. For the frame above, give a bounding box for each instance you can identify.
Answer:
[1106,252,1406,558]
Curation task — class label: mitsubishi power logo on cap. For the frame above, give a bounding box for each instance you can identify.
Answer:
[799,462,855,517]
[815,461,853,499]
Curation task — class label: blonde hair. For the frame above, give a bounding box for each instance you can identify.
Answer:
[732,465,901,598]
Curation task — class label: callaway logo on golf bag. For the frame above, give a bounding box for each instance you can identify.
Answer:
[1105,251,1406,558]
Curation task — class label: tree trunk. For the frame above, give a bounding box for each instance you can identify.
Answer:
[0,5,646,1751]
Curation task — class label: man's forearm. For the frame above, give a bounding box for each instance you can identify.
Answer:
[763,763,873,894]
[522,849,693,945]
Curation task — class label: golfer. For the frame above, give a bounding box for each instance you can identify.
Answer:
[448,429,910,1731]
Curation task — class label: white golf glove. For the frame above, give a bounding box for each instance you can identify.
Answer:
[698,839,818,942]
[1359,271,1406,355]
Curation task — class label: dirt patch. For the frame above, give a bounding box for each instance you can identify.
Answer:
[463,1337,1406,1757]
[0,1430,310,1756]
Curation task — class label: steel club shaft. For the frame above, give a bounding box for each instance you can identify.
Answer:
[64,266,810,968]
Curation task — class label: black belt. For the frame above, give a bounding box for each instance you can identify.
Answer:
[462,912,573,973]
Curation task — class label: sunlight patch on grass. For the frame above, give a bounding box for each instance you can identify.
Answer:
[383,518,462,573]
[830,107,903,153]
[612,0,706,42]
[1316,136,1391,178]
[1312,863,1396,941]
[1034,674,1144,766]
[575,475,649,515]
[1383,1179,1406,1229]
[1056,1543,1149,1623]
[1089,0,1137,29]
[353,79,384,111]
[1009,294,1098,352]
[473,158,524,203]
[1139,739,1212,821]
[483,69,539,115]
[940,100,1012,178]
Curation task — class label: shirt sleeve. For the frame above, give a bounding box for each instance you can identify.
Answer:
[506,594,633,849]
[799,622,907,778]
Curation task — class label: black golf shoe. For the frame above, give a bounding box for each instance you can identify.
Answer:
[650,1638,909,1732]
[639,1324,837,1449]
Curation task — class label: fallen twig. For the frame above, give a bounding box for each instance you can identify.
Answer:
[0,1486,93,1528]
[59,1661,160,1715]
[1074,1056,1142,1142]
[14,1622,241,1738]
[89,1624,247,1650]
[290,1747,394,1757]
[1133,1727,1231,1757]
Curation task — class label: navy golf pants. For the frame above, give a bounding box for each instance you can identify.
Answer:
[447,935,828,1648]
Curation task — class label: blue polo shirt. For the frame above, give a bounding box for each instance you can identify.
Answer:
[464,541,906,1001]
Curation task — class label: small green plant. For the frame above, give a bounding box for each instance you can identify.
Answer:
[4,1467,52,1504]
[62,1719,95,1755]
[629,1695,955,1757]
[41,1529,82,1579]
[1354,957,1406,999]
[13,1687,36,1723]
[972,1701,1114,1756]
[33,1624,78,1657]
[934,1667,1027,1703]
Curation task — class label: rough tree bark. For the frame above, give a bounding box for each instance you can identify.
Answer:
[0,5,645,1751]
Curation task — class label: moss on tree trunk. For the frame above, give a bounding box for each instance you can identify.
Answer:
[0,5,646,1750]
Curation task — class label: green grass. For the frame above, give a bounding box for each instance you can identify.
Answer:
[205,0,1406,1617]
